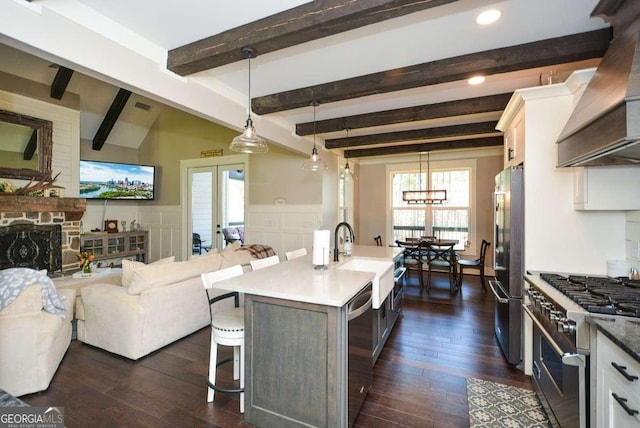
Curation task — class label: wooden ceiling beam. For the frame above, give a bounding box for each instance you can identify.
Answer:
[50,66,74,100]
[324,121,499,149]
[254,28,611,115]
[343,136,503,158]
[297,93,510,135]
[92,89,131,151]
[167,0,459,75]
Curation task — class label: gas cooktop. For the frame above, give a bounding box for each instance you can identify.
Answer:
[540,273,640,317]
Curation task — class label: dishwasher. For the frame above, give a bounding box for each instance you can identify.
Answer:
[347,282,373,427]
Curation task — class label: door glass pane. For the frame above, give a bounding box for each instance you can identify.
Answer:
[219,167,244,249]
[191,171,213,254]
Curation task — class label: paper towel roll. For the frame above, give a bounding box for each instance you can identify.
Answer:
[313,229,331,267]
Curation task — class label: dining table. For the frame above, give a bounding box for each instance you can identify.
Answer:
[395,237,460,294]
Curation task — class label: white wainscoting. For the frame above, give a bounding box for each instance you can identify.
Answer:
[139,205,182,262]
[245,205,324,258]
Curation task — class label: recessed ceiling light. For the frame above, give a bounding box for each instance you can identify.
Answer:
[476,9,501,25]
[468,76,485,85]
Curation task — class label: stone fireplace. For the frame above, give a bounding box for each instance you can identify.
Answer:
[0,196,86,273]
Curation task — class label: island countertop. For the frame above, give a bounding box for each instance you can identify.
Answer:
[213,245,403,307]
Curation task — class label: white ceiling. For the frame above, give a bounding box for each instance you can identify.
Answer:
[0,0,609,157]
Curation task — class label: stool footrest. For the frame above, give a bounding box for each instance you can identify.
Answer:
[208,357,245,394]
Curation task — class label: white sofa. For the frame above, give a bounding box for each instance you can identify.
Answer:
[0,284,75,397]
[76,244,256,360]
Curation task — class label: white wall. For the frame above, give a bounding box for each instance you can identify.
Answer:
[245,204,323,259]
[506,71,627,275]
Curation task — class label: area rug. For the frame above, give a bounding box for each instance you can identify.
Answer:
[467,377,551,428]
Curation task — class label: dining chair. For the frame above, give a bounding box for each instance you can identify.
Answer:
[458,240,491,292]
[426,242,459,294]
[285,248,307,260]
[201,264,245,412]
[374,235,382,246]
[193,233,203,255]
[396,240,429,289]
[250,254,280,271]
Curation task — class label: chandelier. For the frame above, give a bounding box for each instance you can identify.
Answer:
[402,151,446,204]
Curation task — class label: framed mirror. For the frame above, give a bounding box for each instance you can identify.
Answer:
[0,109,52,180]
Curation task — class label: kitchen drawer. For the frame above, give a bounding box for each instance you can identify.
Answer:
[597,331,640,427]
[598,332,640,398]
[600,364,640,427]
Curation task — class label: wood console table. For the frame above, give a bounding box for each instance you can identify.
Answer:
[80,231,148,266]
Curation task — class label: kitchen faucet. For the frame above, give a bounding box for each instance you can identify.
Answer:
[334,222,355,262]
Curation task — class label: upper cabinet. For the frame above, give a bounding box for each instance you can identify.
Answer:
[573,166,640,211]
[502,108,525,167]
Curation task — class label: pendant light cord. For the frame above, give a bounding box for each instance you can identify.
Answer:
[247,55,252,120]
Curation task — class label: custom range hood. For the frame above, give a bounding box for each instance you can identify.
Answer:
[557,0,640,167]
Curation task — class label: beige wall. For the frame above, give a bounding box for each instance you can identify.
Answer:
[137,106,324,206]
[356,153,504,259]
[249,146,323,205]
[357,163,387,246]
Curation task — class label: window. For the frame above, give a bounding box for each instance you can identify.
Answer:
[391,163,472,251]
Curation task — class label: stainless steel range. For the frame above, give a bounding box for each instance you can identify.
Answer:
[525,272,640,428]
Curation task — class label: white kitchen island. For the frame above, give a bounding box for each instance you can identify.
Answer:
[212,245,402,428]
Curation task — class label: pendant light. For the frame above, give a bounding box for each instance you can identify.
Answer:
[402,151,447,204]
[340,129,357,180]
[301,100,327,171]
[229,47,268,154]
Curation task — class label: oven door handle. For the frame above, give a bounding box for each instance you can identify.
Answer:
[523,303,589,366]
[488,280,509,304]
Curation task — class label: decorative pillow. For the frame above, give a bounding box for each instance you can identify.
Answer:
[220,249,254,269]
[122,256,175,287]
[223,241,242,253]
[188,247,218,260]
[127,253,223,295]
[0,268,66,316]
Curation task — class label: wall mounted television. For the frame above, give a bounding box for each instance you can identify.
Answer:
[79,160,155,200]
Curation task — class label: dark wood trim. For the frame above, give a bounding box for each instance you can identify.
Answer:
[343,136,503,158]
[50,66,74,100]
[325,121,499,149]
[254,28,611,115]
[167,0,459,75]
[0,196,86,220]
[297,94,510,135]
[92,89,131,151]
[0,109,53,180]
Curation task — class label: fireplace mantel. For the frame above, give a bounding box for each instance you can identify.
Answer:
[0,196,86,220]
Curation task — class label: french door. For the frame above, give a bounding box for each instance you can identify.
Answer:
[180,155,247,260]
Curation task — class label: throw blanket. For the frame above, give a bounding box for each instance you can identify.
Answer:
[237,244,276,259]
[0,268,67,317]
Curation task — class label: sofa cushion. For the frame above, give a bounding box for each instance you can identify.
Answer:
[0,285,42,316]
[122,256,175,287]
[0,268,66,316]
[127,252,223,295]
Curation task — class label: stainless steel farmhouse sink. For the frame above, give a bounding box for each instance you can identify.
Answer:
[337,258,394,309]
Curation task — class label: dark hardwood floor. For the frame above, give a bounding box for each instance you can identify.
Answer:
[22,272,531,427]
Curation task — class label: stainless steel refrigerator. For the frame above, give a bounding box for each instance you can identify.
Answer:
[489,165,524,366]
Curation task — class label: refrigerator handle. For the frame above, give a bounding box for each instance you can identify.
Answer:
[493,191,498,271]
[488,280,509,304]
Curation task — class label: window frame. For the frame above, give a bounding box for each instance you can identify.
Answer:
[387,158,477,255]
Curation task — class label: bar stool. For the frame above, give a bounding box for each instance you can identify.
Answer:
[201,264,245,412]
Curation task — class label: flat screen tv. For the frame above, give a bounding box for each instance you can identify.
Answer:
[79,160,155,200]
